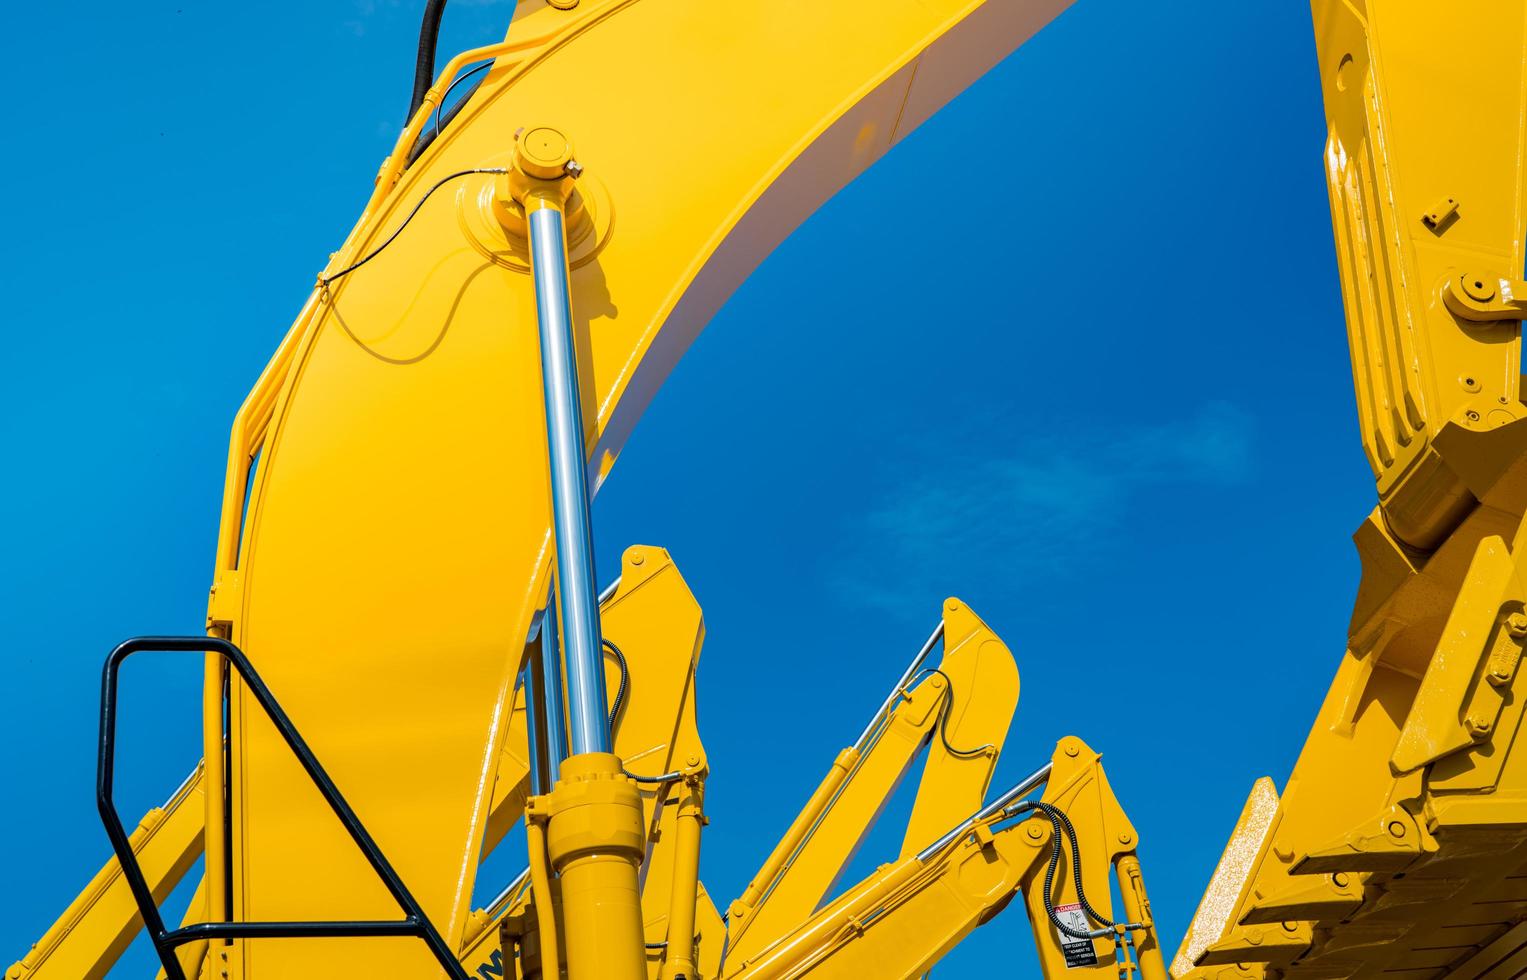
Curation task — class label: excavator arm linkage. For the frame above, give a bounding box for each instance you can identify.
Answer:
[1175,2,1527,977]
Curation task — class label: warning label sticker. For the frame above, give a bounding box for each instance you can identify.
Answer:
[1052,903,1099,968]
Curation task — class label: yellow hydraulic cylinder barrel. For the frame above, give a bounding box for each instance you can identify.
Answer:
[660,781,705,980]
[726,858,925,980]
[544,752,647,980]
[1115,854,1166,980]
[731,747,858,914]
[523,816,562,980]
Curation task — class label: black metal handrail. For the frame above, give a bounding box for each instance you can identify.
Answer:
[97,635,470,980]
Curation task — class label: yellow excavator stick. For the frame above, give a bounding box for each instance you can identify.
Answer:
[721,738,1165,980]
[1176,2,1527,976]
[724,599,1019,964]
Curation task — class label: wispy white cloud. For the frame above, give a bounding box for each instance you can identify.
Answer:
[837,401,1254,609]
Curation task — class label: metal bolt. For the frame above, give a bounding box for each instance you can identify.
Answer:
[1332,872,1349,888]
[630,551,644,566]
[1466,715,1493,738]
[1508,612,1527,637]
[1467,410,1482,422]
[1282,921,1299,933]
[1118,832,1133,845]
[1027,823,1046,841]
[1387,820,1407,839]
[686,754,700,767]
[564,159,584,179]
[1064,742,1080,758]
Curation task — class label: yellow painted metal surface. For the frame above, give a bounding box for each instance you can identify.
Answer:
[723,598,1018,965]
[723,738,1164,980]
[200,1,1071,974]
[7,768,203,980]
[1177,2,1527,976]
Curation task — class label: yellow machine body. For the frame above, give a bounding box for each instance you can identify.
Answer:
[23,0,1527,977]
[195,0,1069,973]
[1175,1,1527,977]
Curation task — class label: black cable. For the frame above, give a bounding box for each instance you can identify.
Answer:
[600,638,690,785]
[319,168,505,288]
[410,0,449,120]
[434,61,494,138]
[1009,800,1139,941]
[927,668,993,759]
[603,638,629,731]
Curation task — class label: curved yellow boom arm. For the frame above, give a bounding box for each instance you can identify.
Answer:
[205,0,1071,975]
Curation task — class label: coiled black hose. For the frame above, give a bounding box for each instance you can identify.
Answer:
[1009,800,1137,941]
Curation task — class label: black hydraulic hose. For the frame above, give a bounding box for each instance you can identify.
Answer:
[1009,800,1139,941]
[409,0,449,120]
[603,638,629,732]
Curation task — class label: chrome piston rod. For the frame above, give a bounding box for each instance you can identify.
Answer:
[853,619,945,751]
[917,761,1053,862]
[528,203,611,758]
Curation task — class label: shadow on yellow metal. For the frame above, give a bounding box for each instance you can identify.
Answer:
[1175,2,1527,976]
[188,0,1072,974]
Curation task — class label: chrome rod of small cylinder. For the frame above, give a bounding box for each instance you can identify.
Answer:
[487,867,532,916]
[598,576,622,605]
[528,204,611,757]
[542,587,569,776]
[916,762,1052,862]
[523,647,552,797]
[852,620,945,751]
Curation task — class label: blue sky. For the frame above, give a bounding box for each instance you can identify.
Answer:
[0,1,1371,975]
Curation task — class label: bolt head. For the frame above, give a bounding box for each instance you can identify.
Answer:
[1508,612,1527,636]
[1387,820,1407,839]
[564,159,584,179]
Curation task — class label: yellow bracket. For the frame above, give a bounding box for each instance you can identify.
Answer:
[1442,270,1527,323]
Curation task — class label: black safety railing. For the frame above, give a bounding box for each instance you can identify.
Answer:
[98,636,470,980]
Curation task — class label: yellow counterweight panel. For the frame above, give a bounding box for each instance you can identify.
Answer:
[7,767,204,980]
[210,1,1071,974]
[724,599,1018,964]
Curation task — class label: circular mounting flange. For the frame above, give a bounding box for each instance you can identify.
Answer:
[457,164,613,273]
